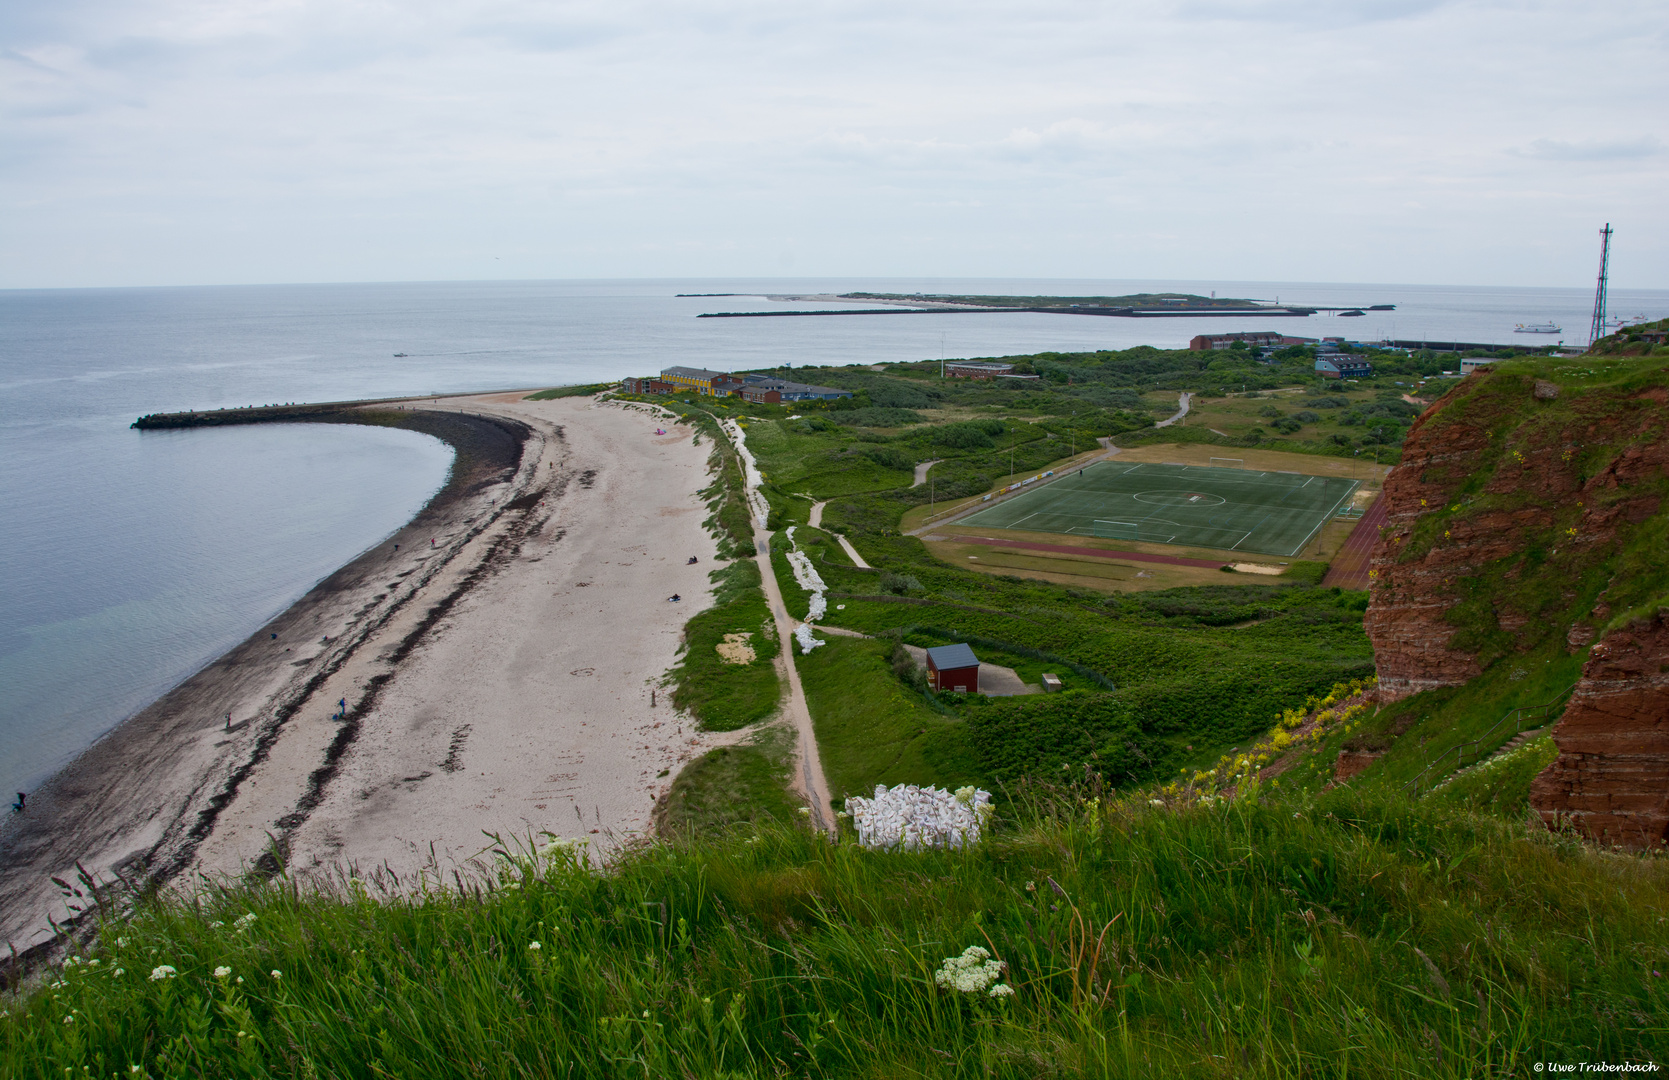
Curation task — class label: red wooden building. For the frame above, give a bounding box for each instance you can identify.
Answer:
[925,643,980,693]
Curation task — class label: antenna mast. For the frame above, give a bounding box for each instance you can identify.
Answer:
[1588,223,1613,347]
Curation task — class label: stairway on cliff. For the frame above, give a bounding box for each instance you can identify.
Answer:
[1427,724,1553,793]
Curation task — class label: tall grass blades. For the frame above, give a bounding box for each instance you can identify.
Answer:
[5,790,1666,1077]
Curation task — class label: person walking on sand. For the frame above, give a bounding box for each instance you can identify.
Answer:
[11,792,24,813]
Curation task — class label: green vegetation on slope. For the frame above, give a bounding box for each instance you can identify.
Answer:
[666,559,782,732]
[796,635,981,801]
[655,726,803,836]
[6,787,1666,1077]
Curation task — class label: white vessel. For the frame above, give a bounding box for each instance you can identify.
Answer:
[1514,322,1562,334]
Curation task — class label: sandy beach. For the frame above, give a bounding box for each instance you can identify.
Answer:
[0,393,728,955]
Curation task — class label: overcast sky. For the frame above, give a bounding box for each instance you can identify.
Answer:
[3,0,1665,290]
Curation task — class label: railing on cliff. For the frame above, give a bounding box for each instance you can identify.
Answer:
[1402,683,1579,799]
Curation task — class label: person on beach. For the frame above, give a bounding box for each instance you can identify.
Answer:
[668,594,681,602]
[11,792,24,813]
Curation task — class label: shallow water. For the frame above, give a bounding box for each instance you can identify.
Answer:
[1,276,1664,796]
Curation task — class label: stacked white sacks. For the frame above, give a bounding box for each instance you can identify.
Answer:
[720,419,771,527]
[845,784,993,850]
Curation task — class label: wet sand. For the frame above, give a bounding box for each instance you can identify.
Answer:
[0,393,728,956]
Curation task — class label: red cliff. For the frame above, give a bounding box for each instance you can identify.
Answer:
[1361,361,1669,848]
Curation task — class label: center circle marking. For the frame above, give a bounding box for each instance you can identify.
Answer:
[1131,490,1227,507]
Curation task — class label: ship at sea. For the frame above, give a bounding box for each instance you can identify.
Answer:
[1514,322,1562,334]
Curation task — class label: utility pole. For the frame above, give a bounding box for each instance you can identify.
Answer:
[1589,223,1613,347]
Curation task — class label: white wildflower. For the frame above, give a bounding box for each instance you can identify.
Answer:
[116,937,129,948]
[934,946,1007,994]
[64,955,84,968]
[234,912,257,930]
[528,941,542,952]
[148,965,177,981]
[112,968,124,977]
[1148,798,1165,808]
[988,983,1016,999]
[64,1014,75,1024]
[846,784,993,850]
[214,966,232,979]
[88,959,100,967]
[270,970,282,980]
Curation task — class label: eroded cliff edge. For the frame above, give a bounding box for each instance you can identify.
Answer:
[1362,358,1669,848]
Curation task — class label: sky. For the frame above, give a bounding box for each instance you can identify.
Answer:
[2,0,1665,290]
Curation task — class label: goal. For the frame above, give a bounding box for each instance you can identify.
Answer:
[1208,457,1245,469]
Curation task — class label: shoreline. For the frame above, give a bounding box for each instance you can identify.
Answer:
[1,390,723,961]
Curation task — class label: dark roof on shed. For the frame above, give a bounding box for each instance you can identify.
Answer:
[925,643,979,671]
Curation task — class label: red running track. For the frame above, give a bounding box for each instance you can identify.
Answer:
[938,534,1231,569]
[1320,493,1387,590]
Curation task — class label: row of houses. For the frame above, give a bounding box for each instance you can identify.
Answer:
[622,367,854,404]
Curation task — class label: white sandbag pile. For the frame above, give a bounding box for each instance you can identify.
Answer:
[793,623,825,653]
[721,419,771,527]
[846,784,993,850]
[784,526,829,622]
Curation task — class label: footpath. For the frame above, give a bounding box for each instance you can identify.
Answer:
[720,420,836,833]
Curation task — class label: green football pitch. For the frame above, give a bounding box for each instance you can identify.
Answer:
[955,461,1360,558]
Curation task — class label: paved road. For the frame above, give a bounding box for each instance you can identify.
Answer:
[808,499,873,568]
[1155,392,1192,428]
[912,459,944,488]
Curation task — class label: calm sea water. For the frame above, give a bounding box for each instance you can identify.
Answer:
[2,277,1665,796]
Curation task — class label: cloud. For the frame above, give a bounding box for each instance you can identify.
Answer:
[0,0,1665,286]
[1515,137,1663,162]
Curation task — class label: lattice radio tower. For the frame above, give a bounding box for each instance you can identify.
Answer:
[1588,223,1613,347]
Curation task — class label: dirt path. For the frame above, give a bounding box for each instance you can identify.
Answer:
[912,459,944,488]
[721,426,835,834]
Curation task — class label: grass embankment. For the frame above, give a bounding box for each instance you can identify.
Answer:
[7,784,1666,1076]
[655,726,802,835]
[666,559,781,732]
[522,383,614,400]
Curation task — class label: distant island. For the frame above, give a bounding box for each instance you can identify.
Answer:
[697,291,1395,319]
[840,290,1273,310]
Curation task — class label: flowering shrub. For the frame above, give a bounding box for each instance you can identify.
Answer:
[934,946,1012,998]
[1176,677,1378,797]
[846,784,992,850]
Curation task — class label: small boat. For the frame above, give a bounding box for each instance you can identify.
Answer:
[393,352,408,357]
[1336,309,1365,317]
[1514,323,1561,334]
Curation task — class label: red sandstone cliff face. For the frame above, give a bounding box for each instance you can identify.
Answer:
[1364,375,1668,702]
[1530,612,1669,848]
[1362,365,1669,849]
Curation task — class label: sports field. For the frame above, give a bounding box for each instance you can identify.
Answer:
[956,461,1360,558]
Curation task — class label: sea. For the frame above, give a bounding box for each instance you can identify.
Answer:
[2,277,1665,798]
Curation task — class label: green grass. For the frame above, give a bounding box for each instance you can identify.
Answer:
[958,460,1358,558]
[797,635,982,802]
[668,561,782,732]
[656,727,803,836]
[7,786,1666,1077]
[1425,735,1559,819]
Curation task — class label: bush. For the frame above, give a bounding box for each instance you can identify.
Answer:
[831,408,925,428]
[1283,561,1329,585]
